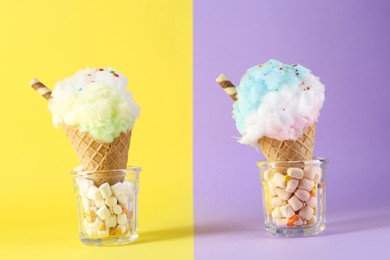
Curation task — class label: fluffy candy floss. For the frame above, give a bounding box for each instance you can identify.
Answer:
[48,68,140,143]
[233,59,325,147]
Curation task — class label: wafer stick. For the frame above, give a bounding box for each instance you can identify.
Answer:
[30,78,52,100]
[216,74,237,101]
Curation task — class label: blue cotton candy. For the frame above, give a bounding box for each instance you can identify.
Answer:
[232,59,325,146]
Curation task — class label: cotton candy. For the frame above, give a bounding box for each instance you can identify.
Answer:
[48,68,140,144]
[233,60,325,147]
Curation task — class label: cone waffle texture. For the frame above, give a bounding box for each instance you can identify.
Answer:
[258,124,316,162]
[64,126,131,186]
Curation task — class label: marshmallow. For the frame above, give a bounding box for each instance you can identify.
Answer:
[303,166,316,180]
[99,183,112,199]
[117,213,127,225]
[313,167,322,182]
[264,169,274,181]
[276,188,291,200]
[94,199,105,208]
[87,185,102,201]
[288,195,303,211]
[82,197,92,209]
[285,179,299,193]
[105,196,118,207]
[308,216,317,226]
[271,172,286,188]
[97,223,109,237]
[117,224,127,234]
[268,182,277,196]
[298,178,315,191]
[124,181,135,194]
[85,225,95,236]
[77,178,94,197]
[105,214,117,228]
[299,206,315,221]
[287,168,304,179]
[111,182,125,197]
[295,189,310,202]
[117,194,129,206]
[293,216,304,226]
[271,197,284,208]
[280,205,295,219]
[113,204,123,215]
[306,197,317,208]
[273,218,288,226]
[272,207,283,218]
[96,205,111,220]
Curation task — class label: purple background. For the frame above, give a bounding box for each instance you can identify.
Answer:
[194,0,390,259]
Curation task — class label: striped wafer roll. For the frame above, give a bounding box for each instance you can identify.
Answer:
[30,78,52,100]
[216,74,237,101]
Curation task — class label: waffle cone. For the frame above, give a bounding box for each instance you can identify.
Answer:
[258,124,316,162]
[64,126,131,186]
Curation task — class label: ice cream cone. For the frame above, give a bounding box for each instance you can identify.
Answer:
[30,78,136,187]
[64,126,132,186]
[216,71,319,163]
[258,124,316,162]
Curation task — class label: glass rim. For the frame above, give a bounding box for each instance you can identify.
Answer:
[257,157,328,168]
[70,166,142,177]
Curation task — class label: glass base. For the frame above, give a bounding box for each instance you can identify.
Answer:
[80,233,139,246]
[265,222,326,237]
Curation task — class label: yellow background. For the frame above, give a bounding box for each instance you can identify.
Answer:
[0,0,193,259]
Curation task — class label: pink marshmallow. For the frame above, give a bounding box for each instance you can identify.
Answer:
[288,195,303,211]
[295,189,310,202]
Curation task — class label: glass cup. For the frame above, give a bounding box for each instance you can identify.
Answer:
[257,157,327,237]
[71,167,141,246]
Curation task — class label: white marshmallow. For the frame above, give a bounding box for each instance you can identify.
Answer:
[298,178,315,191]
[268,182,277,196]
[91,217,103,232]
[111,182,125,197]
[288,195,303,211]
[303,166,316,180]
[273,218,288,226]
[113,204,123,215]
[280,205,295,219]
[293,216,304,226]
[82,197,92,209]
[313,167,322,182]
[287,168,304,179]
[271,207,283,218]
[77,178,94,197]
[306,197,317,208]
[264,169,274,181]
[276,188,291,200]
[308,216,317,225]
[97,227,109,237]
[105,214,117,228]
[124,181,135,194]
[94,199,105,208]
[105,196,118,207]
[271,172,286,188]
[117,194,129,206]
[99,183,112,199]
[87,186,102,201]
[96,205,111,220]
[299,206,315,221]
[85,225,95,236]
[271,197,284,208]
[285,179,299,193]
[117,224,127,234]
[295,189,310,202]
[117,213,127,225]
